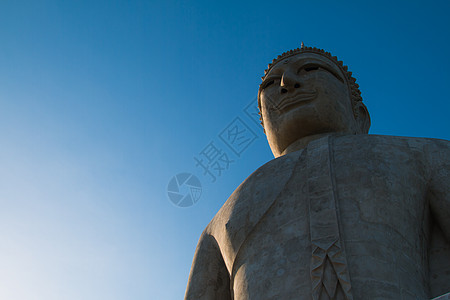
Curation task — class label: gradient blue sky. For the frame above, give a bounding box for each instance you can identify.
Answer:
[1,1,449,299]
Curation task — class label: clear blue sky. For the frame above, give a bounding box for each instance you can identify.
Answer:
[0,0,449,299]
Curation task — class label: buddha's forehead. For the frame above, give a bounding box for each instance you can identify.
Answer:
[265,52,343,78]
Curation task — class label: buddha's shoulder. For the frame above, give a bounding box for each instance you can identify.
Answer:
[205,150,302,235]
[334,134,450,151]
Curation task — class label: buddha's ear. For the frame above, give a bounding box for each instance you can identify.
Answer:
[355,102,371,134]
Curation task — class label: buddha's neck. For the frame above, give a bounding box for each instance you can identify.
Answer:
[279,133,335,156]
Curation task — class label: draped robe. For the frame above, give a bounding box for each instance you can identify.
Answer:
[185,134,450,300]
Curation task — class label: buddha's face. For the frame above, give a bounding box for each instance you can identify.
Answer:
[259,53,360,157]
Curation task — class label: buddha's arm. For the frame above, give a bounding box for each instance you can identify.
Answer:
[428,140,450,241]
[185,232,231,300]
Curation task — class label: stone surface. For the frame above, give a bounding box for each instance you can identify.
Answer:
[185,46,450,299]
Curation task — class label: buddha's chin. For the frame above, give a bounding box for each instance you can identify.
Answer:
[277,107,320,131]
[274,117,333,143]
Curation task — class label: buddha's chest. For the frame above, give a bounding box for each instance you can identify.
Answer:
[230,140,430,299]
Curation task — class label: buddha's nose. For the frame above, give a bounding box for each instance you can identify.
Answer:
[280,70,301,94]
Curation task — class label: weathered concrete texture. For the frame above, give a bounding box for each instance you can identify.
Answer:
[185,46,450,299]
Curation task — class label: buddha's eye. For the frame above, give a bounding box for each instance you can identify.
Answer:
[298,64,320,74]
[305,66,319,72]
[261,79,275,89]
[297,64,344,83]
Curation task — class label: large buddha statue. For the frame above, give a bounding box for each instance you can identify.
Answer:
[185,45,450,299]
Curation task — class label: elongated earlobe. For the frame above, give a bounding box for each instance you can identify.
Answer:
[355,102,371,134]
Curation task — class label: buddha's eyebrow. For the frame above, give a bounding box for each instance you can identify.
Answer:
[297,60,345,83]
[319,64,344,83]
[260,75,281,88]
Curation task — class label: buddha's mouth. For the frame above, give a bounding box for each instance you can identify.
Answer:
[275,90,318,112]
